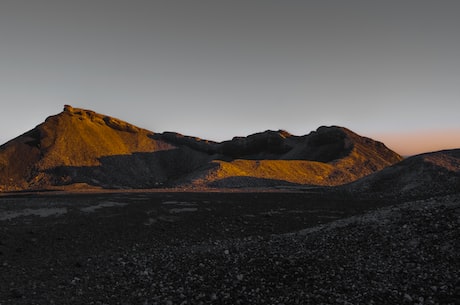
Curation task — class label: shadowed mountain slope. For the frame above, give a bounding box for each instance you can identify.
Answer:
[344,149,460,198]
[0,105,183,190]
[181,127,403,187]
[0,106,402,191]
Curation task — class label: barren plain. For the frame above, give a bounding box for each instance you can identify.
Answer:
[0,191,458,304]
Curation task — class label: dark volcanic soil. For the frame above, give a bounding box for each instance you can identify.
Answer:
[0,192,459,305]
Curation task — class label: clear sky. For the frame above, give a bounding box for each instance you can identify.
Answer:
[1,0,459,156]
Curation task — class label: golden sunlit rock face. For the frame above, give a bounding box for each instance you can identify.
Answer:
[38,105,174,168]
[0,106,403,191]
[0,106,176,190]
[191,128,403,187]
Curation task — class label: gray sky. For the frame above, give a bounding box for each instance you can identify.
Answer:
[1,0,459,155]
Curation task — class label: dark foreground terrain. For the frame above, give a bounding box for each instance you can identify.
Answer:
[0,191,459,305]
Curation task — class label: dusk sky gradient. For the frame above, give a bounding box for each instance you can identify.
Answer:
[1,0,459,155]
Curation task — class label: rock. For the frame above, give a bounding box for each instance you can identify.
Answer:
[403,293,413,302]
[63,104,74,113]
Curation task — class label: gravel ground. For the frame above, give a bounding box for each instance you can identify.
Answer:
[0,192,459,304]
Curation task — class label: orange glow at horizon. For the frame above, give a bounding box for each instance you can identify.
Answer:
[371,129,460,156]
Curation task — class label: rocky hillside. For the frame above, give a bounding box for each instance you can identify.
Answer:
[0,105,179,190]
[0,106,402,191]
[344,149,460,198]
[190,127,402,187]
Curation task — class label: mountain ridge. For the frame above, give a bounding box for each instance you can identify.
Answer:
[0,105,404,191]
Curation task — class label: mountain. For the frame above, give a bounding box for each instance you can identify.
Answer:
[344,149,460,198]
[0,105,172,189]
[0,105,402,191]
[178,127,403,188]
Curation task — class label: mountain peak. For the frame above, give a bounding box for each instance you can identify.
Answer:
[59,105,141,134]
[63,104,76,113]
